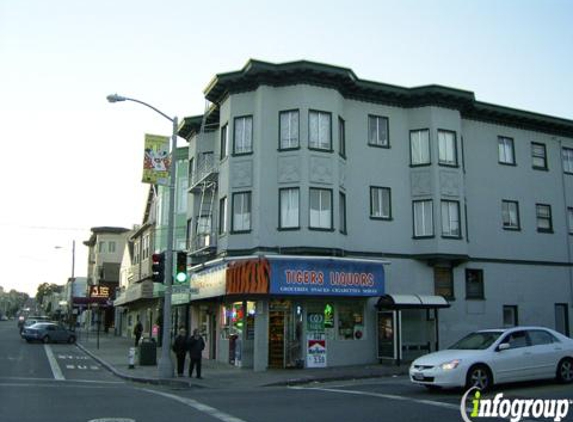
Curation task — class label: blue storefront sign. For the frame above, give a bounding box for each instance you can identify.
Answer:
[270,258,385,296]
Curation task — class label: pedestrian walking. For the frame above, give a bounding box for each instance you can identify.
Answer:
[172,327,187,377]
[187,328,205,379]
[133,318,143,347]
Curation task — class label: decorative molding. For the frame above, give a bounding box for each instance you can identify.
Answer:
[231,160,253,188]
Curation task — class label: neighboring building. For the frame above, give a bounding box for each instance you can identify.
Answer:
[83,226,130,331]
[176,60,573,371]
[114,148,189,343]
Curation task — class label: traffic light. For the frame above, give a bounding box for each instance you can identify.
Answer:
[151,252,165,283]
[175,251,187,283]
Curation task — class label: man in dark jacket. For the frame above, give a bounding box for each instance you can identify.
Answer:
[172,327,187,377]
[133,318,143,347]
[187,329,205,379]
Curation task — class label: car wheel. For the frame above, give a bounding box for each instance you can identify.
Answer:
[556,358,573,383]
[42,336,51,344]
[68,336,76,344]
[466,364,492,391]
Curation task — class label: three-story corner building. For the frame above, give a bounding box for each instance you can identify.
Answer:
[83,226,130,332]
[177,59,573,371]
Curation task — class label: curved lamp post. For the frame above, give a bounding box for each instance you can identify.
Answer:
[107,93,177,378]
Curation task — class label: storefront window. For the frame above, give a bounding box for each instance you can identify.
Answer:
[221,302,243,339]
[338,303,364,340]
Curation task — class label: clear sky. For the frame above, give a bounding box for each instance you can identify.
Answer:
[1,0,571,296]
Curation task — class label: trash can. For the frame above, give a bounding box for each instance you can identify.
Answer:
[139,337,157,365]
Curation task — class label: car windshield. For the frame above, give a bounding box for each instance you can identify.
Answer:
[448,331,503,350]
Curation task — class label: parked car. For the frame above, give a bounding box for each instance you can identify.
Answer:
[21,322,76,344]
[409,326,573,390]
[19,315,51,334]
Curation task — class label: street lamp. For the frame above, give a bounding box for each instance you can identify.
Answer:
[55,240,76,329]
[107,93,177,378]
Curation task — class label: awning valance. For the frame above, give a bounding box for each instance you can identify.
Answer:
[376,294,450,310]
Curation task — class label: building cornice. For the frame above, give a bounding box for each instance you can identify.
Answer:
[199,59,573,137]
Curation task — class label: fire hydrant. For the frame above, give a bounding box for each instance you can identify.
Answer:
[128,347,136,369]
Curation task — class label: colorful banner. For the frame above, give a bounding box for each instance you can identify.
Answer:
[142,134,170,185]
[270,258,385,296]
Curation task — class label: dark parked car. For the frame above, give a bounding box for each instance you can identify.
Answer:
[22,322,76,344]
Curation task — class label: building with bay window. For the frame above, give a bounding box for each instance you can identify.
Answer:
[176,60,573,371]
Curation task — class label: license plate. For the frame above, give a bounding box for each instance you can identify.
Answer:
[413,373,425,381]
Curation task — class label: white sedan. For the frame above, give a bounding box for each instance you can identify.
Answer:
[409,326,573,390]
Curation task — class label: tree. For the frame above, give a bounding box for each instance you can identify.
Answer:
[36,283,63,305]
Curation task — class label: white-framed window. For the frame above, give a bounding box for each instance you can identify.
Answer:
[339,191,347,234]
[438,130,457,166]
[309,110,332,150]
[232,191,252,232]
[531,142,547,170]
[563,147,573,174]
[279,110,299,150]
[413,199,433,237]
[140,237,148,260]
[219,197,228,235]
[502,200,520,230]
[309,188,332,229]
[98,241,106,253]
[441,200,461,237]
[220,124,228,160]
[368,115,389,147]
[498,136,515,165]
[370,187,391,219]
[410,129,430,165]
[536,203,553,233]
[233,116,253,155]
[338,117,346,157]
[279,188,300,229]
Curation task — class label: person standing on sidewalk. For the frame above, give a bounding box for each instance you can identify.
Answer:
[133,318,143,347]
[172,327,187,377]
[187,329,205,379]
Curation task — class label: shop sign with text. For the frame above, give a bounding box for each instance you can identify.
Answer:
[270,259,384,296]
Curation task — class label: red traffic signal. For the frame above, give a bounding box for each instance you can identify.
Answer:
[151,252,165,283]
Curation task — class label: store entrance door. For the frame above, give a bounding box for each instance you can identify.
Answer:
[268,310,285,368]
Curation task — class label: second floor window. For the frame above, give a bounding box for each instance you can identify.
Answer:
[438,130,457,166]
[410,129,430,165]
[368,115,389,147]
[502,200,520,230]
[309,110,332,150]
[370,187,391,219]
[279,188,300,229]
[232,192,252,232]
[279,110,299,150]
[310,188,332,230]
[234,116,253,155]
[413,199,433,237]
[219,197,228,235]
[536,203,553,233]
[339,191,347,234]
[498,136,515,165]
[466,269,485,300]
[563,147,573,174]
[531,142,547,170]
[441,200,460,237]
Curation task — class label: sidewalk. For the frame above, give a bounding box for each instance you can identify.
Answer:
[76,331,408,389]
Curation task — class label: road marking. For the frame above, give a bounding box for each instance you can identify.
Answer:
[141,388,249,422]
[291,386,460,411]
[44,344,65,381]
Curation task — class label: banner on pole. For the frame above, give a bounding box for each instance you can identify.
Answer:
[143,134,170,185]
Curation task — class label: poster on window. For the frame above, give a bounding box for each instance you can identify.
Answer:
[307,334,327,368]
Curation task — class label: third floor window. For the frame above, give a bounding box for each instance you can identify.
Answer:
[368,115,389,148]
[279,110,299,150]
[438,130,457,166]
[563,147,573,174]
[233,116,253,155]
[309,110,332,151]
[498,136,516,165]
[410,129,430,166]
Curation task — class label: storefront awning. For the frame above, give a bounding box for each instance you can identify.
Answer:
[376,294,450,310]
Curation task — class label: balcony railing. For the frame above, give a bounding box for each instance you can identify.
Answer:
[189,154,218,191]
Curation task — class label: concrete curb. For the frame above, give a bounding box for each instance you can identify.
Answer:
[76,342,193,389]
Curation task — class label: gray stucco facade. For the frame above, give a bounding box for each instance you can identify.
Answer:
[179,60,573,370]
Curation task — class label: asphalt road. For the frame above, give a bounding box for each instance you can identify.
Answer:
[2,321,572,422]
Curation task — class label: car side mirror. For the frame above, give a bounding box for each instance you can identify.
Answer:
[497,343,510,352]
